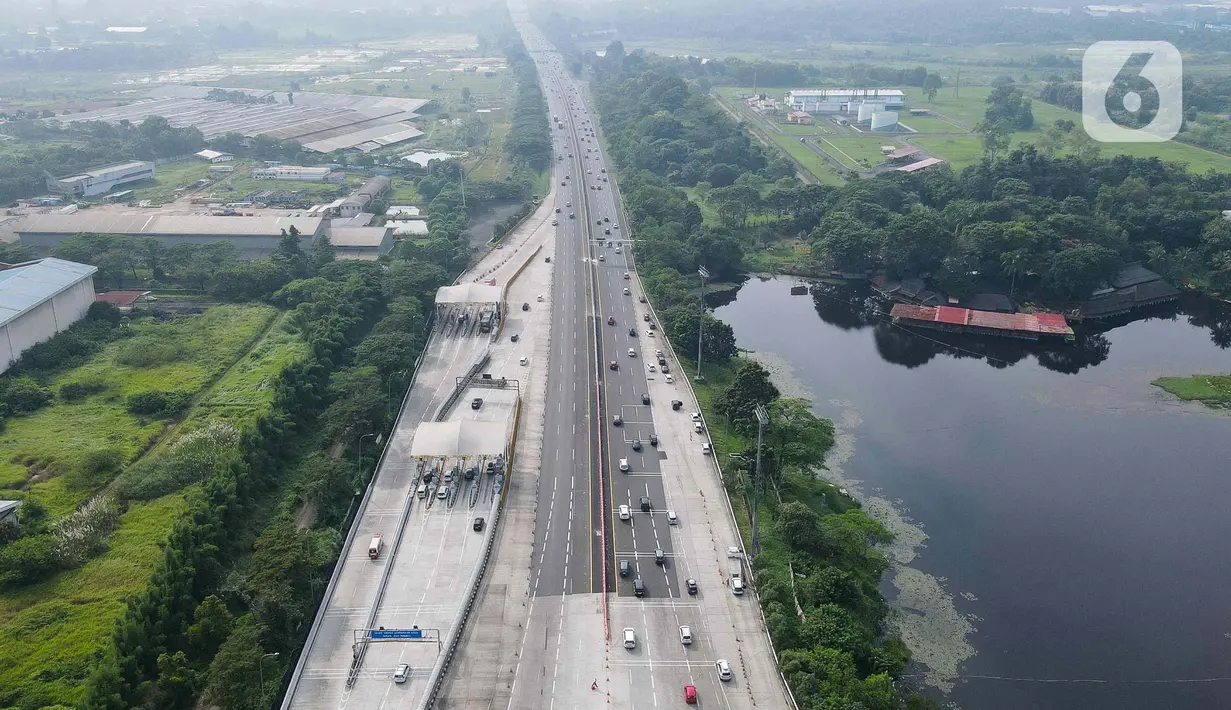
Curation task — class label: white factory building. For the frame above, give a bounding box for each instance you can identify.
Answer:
[16,214,325,258]
[0,258,98,374]
[47,161,156,197]
[784,89,906,114]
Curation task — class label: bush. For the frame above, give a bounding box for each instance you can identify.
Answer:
[87,301,123,324]
[66,447,126,490]
[0,377,53,416]
[59,379,109,402]
[115,421,239,501]
[126,390,193,417]
[0,533,61,588]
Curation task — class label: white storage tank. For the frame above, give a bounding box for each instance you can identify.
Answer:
[871,111,900,131]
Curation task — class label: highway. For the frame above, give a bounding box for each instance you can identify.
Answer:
[451,13,798,710]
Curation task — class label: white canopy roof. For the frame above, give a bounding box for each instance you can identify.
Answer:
[435,283,501,305]
[410,420,508,457]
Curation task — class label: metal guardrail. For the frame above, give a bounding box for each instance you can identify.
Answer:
[434,353,491,422]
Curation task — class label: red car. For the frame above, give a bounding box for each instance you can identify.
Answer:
[684,684,697,704]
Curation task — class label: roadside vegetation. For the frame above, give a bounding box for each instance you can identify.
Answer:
[588,47,937,710]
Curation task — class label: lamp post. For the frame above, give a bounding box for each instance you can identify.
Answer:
[358,432,377,486]
[751,404,769,557]
[387,370,408,418]
[695,266,710,382]
[259,652,280,688]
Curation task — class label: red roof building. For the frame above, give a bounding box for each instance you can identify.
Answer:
[95,290,152,311]
[890,304,1074,341]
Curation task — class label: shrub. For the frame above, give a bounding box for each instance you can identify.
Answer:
[0,533,61,588]
[0,377,53,416]
[87,301,123,324]
[126,390,193,417]
[66,447,126,490]
[115,421,239,501]
[115,336,187,368]
[58,379,109,402]
[52,493,119,567]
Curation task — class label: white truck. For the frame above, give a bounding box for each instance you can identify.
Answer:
[727,546,745,595]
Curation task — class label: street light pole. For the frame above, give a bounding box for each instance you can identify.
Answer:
[751,404,769,557]
[695,266,710,382]
[259,652,280,688]
[358,432,377,485]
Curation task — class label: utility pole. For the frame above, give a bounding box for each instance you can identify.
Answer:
[358,432,378,485]
[695,266,710,382]
[751,405,769,557]
[259,652,280,688]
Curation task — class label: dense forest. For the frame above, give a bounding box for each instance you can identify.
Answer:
[589,47,936,710]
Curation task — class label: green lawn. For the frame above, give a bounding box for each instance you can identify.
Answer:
[387,177,421,204]
[769,133,845,184]
[821,136,895,169]
[772,122,834,135]
[0,305,278,514]
[1153,374,1231,407]
[897,115,969,134]
[466,121,510,181]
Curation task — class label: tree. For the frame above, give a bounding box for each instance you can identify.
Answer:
[187,595,234,660]
[923,72,943,101]
[714,360,779,432]
[977,121,1012,159]
[276,225,311,277]
[311,233,336,269]
[203,618,269,710]
[460,86,472,102]
[1067,128,1103,161]
[1044,245,1118,299]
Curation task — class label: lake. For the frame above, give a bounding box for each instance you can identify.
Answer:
[713,277,1231,710]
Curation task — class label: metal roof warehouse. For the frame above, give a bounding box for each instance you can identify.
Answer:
[17,214,325,257]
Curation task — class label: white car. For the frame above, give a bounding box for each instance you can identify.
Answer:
[691,412,702,422]
[520,356,528,366]
[623,272,630,279]
[537,294,544,302]
[702,443,712,455]
[679,625,692,645]
[623,287,630,295]
[648,364,656,372]
[716,659,733,681]
[665,374,673,384]
[619,458,629,472]
[394,663,410,683]
[623,627,636,649]
[628,348,636,358]
[655,349,663,357]
[667,509,678,525]
[619,504,631,520]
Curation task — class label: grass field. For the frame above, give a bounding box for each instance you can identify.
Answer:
[897,115,969,134]
[769,133,845,184]
[0,306,306,708]
[819,136,894,169]
[0,305,278,515]
[465,122,510,181]
[118,160,215,204]
[772,122,834,135]
[224,174,356,201]
[387,177,421,204]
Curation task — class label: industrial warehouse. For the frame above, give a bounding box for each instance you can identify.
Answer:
[54,85,429,153]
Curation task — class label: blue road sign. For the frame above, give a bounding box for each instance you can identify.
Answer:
[371,628,423,640]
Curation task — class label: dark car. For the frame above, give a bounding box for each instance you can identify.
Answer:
[607,316,616,325]
[522,302,530,311]
[641,393,650,405]
[464,467,477,480]
[643,313,651,322]
[631,439,642,451]
[639,296,647,303]
[658,357,667,366]
[471,397,483,410]
[671,400,683,410]
[473,517,485,532]
[628,328,636,336]
[620,559,630,577]
[555,207,561,213]
[510,333,520,342]
[609,360,619,371]
[604,228,611,235]
[545,256,552,263]
[687,578,698,595]
[654,548,665,565]
[640,495,651,512]
[649,433,658,446]
[660,363,669,373]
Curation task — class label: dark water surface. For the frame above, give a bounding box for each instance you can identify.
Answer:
[714,277,1231,710]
